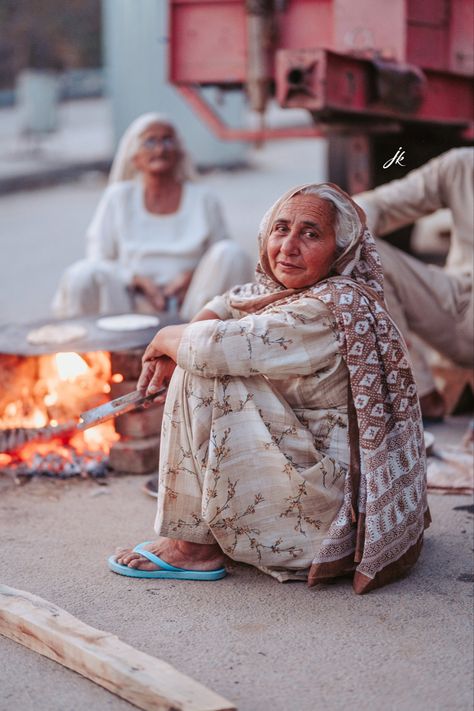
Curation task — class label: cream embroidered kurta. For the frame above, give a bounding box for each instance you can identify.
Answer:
[154,294,351,579]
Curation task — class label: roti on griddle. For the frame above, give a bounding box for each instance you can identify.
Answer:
[27,323,87,345]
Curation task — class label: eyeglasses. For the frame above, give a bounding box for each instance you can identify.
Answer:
[140,136,177,150]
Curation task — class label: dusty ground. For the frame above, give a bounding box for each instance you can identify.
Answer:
[0,455,473,711]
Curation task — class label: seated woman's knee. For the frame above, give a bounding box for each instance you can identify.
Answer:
[206,240,247,262]
[66,259,116,290]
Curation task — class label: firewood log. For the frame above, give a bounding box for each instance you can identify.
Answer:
[0,584,235,711]
[0,422,76,454]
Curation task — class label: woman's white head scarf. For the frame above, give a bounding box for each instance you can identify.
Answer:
[108,112,196,184]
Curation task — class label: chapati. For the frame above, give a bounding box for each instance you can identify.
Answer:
[27,323,87,345]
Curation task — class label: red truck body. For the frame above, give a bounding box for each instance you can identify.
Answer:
[169,0,473,191]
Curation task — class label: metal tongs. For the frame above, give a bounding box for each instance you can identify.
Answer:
[78,388,166,431]
[0,390,166,453]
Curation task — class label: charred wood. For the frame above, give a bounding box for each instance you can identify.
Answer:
[0,422,76,453]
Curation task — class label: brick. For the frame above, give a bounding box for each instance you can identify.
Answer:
[115,403,164,439]
[109,436,160,474]
[110,349,144,381]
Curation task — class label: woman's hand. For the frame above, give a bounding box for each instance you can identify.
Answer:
[163,269,194,307]
[137,317,214,396]
[131,275,166,312]
[137,325,187,395]
[137,355,176,396]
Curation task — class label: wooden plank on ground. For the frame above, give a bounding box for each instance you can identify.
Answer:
[0,584,235,711]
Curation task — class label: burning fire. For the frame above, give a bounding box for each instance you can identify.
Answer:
[0,351,120,478]
[55,352,89,381]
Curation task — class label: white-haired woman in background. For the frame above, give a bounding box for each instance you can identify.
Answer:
[52,113,251,320]
[109,182,429,594]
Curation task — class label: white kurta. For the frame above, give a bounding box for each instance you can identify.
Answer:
[85,180,229,286]
[52,181,251,319]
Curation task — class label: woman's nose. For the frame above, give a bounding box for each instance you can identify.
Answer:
[280,231,300,254]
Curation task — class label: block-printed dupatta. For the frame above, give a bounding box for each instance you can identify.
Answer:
[307,232,429,593]
[228,183,429,593]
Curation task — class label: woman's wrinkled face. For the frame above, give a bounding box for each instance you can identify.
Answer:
[266,194,337,288]
[133,123,180,176]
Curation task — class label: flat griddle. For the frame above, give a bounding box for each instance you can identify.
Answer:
[0,313,183,356]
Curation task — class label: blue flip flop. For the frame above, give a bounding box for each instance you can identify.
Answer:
[108,542,227,580]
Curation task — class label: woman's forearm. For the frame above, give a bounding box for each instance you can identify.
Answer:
[154,324,188,361]
[158,310,219,359]
[142,310,220,365]
[177,308,331,380]
[191,308,220,323]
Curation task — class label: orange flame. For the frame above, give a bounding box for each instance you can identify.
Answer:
[0,351,119,473]
[55,352,89,381]
[0,453,12,467]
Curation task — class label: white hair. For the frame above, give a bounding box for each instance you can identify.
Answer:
[259,183,361,254]
[299,185,360,250]
[108,112,196,184]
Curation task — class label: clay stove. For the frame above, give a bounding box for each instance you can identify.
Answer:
[0,315,174,480]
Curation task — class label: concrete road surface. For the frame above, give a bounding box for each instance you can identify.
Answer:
[0,469,472,711]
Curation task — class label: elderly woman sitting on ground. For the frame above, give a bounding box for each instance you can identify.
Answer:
[53,112,250,321]
[109,183,430,594]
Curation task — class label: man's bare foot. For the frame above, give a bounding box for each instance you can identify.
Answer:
[115,537,225,572]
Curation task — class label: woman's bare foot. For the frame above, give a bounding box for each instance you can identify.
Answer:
[115,537,225,572]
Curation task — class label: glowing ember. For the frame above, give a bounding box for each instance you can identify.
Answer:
[0,351,119,478]
[0,453,12,467]
[44,392,58,406]
[32,409,48,428]
[111,373,124,383]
